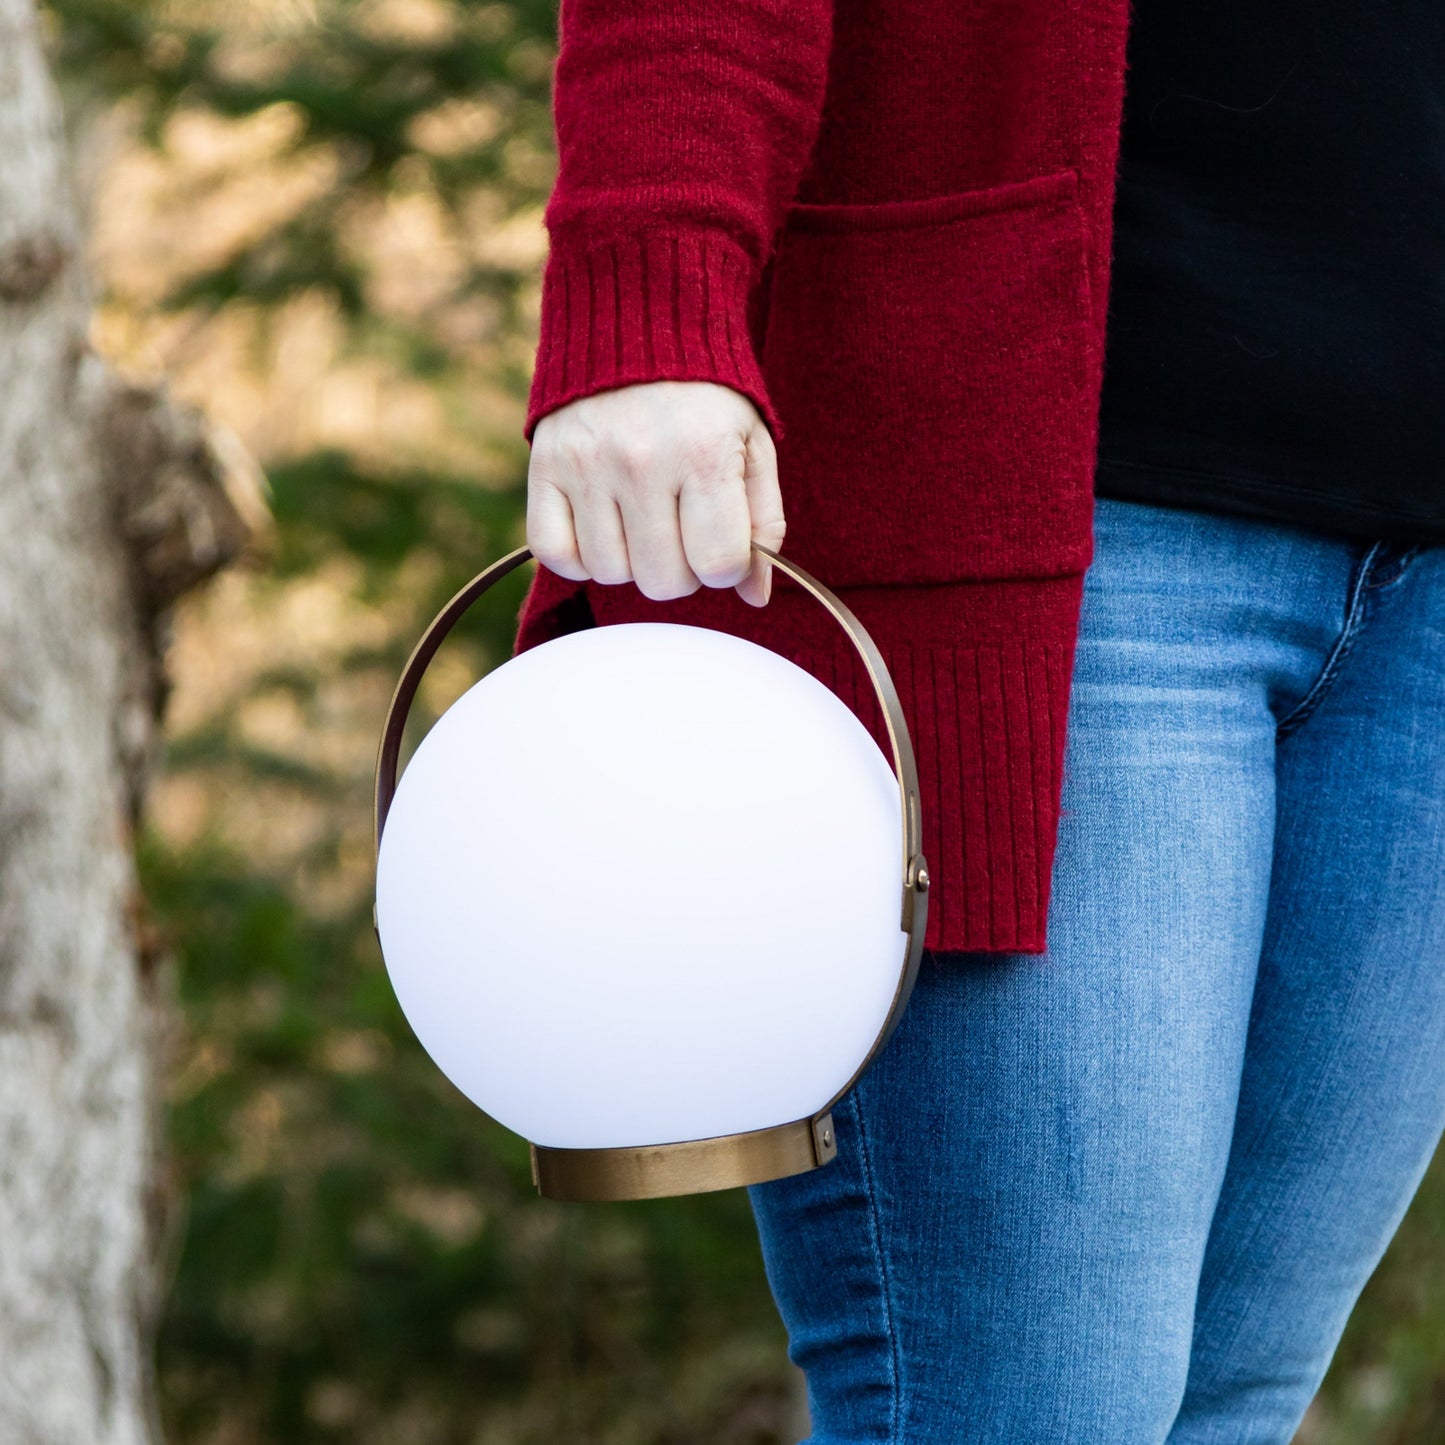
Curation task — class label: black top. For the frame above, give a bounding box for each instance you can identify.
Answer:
[1094,0,1445,543]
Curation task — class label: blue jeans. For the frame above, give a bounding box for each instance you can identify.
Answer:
[747,497,1445,1443]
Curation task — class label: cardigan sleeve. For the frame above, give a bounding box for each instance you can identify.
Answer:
[522,0,835,445]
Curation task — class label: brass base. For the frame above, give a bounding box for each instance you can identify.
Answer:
[530,1113,838,1201]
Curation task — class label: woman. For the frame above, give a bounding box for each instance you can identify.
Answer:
[515,0,1445,1437]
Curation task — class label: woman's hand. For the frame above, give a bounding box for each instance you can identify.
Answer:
[526,380,785,607]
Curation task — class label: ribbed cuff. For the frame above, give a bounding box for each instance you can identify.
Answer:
[524,230,781,444]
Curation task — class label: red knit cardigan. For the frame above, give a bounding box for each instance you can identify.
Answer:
[512,0,1133,955]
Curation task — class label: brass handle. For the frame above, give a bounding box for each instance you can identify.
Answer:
[373,543,930,939]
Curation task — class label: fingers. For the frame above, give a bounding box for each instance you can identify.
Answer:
[612,485,696,598]
[525,472,587,581]
[525,380,785,608]
[676,430,753,591]
[572,492,631,586]
[736,419,785,608]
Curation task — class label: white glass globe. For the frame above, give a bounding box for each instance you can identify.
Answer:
[374,621,905,1151]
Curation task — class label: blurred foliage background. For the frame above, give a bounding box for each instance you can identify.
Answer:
[35,0,1445,1440]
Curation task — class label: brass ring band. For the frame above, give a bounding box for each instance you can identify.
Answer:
[530,1113,838,1202]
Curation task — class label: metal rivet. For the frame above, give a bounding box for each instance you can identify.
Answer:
[822,1129,833,1147]
[916,867,930,890]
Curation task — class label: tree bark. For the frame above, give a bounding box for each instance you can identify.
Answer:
[0,5,259,1439]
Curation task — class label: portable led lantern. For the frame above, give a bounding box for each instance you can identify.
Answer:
[373,543,929,1201]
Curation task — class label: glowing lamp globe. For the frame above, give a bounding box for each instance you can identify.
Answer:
[373,545,929,1201]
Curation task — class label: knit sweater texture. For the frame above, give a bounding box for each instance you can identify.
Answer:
[512,0,1133,954]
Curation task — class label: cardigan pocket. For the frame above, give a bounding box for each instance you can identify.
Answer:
[759,167,1099,588]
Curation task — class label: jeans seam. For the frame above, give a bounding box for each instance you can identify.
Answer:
[1274,541,1381,740]
[1361,542,1423,591]
[850,1081,903,1440]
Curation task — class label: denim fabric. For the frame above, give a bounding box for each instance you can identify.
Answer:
[747,497,1445,1444]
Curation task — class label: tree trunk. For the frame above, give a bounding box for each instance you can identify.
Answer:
[0,5,259,1439]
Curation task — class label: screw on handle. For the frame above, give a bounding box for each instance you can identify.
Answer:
[372,543,928,941]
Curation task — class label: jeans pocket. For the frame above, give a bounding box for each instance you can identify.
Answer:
[1363,542,1423,591]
